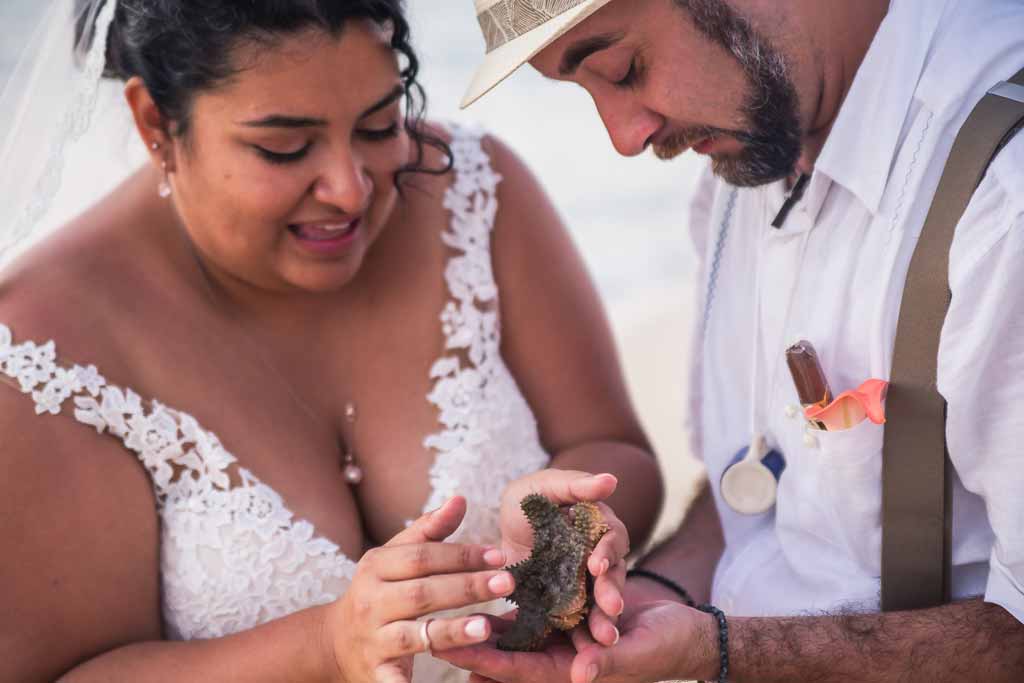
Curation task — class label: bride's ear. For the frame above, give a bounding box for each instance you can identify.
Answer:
[124,76,173,169]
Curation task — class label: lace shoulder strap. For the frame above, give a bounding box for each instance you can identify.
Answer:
[441,123,503,265]
[432,122,504,375]
[421,125,508,514]
[0,322,237,496]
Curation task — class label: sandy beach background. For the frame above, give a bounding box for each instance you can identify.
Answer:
[0,1,707,540]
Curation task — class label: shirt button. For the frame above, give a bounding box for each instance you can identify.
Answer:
[785,404,800,419]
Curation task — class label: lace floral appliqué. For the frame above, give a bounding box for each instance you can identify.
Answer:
[0,322,355,639]
[422,126,551,543]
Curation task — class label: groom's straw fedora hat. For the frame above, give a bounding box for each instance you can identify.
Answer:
[461,0,618,108]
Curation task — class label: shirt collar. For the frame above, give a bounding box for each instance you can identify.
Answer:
[813,0,950,216]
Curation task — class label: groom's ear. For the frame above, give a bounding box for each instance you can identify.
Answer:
[125,76,173,167]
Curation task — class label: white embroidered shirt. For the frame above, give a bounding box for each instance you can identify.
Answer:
[690,0,1024,623]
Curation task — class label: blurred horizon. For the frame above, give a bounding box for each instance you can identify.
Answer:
[0,0,702,316]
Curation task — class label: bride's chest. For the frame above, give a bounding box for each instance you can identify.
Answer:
[153,349,545,641]
[175,337,451,555]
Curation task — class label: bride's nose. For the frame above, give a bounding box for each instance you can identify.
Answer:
[312,147,373,214]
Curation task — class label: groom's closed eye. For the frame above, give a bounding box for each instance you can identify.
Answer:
[558,32,625,76]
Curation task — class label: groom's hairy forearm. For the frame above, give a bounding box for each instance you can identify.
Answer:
[727,599,1024,682]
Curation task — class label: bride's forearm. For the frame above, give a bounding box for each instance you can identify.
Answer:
[59,604,337,683]
[629,481,723,605]
[550,441,663,553]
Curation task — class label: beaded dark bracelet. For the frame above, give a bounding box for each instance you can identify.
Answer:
[696,604,729,683]
[625,568,696,607]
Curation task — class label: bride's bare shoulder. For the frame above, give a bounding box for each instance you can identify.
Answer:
[0,176,170,374]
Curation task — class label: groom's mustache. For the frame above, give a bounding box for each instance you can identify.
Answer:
[652,124,752,160]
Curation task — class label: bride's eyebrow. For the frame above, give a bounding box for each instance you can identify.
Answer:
[238,84,405,129]
[239,115,327,128]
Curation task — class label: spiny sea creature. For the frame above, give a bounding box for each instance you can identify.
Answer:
[497,493,609,652]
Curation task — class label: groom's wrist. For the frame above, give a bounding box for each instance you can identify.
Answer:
[689,608,724,683]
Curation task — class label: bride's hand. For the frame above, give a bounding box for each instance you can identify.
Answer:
[499,470,630,648]
[324,497,515,683]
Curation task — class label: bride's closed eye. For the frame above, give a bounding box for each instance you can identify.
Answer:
[254,142,313,164]
[357,120,400,141]
[252,121,399,164]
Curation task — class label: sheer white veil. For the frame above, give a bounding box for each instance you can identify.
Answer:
[0,0,144,267]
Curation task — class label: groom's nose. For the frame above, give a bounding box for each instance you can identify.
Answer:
[591,92,663,157]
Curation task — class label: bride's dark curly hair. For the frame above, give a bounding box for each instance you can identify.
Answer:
[77,0,451,183]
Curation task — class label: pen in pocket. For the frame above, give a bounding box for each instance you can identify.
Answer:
[785,339,831,431]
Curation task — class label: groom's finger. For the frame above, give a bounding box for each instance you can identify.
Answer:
[385,496,467,546]
[571,641,632,683]
[571,630,651,683]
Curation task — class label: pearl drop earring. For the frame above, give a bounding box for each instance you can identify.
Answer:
[151,141,172,198]
[158,160,172,199]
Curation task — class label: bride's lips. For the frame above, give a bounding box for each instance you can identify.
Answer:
[287,217,362,255]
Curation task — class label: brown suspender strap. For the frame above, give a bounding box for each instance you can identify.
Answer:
[882,67,1024,612]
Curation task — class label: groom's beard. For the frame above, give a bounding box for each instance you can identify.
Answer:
[655,0,803,188]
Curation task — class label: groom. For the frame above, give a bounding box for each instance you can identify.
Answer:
[442,1,1024,682]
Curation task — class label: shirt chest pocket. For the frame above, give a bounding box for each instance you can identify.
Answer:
[776,419,886,579]
[818,419,886,576]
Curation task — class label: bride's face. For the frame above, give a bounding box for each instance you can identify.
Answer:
[168,21,411,294]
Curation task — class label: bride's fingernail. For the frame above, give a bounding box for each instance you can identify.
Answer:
[586,663,600,683]
[465,617,488,640]
[611,626,620,645]
[483,548,506,566]
[488,572,513,594]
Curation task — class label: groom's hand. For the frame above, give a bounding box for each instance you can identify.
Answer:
[437,611,576,683]
[568,601,716,683]
[439,602,716,683]
[500,470,629,645]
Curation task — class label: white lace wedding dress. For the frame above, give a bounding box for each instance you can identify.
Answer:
[0,126,551,682]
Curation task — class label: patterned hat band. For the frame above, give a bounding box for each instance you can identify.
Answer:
[477,0,590,53]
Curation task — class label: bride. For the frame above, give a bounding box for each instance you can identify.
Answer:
[0,0,664,681]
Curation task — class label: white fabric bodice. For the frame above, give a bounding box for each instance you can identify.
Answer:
[0,125,550,679]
